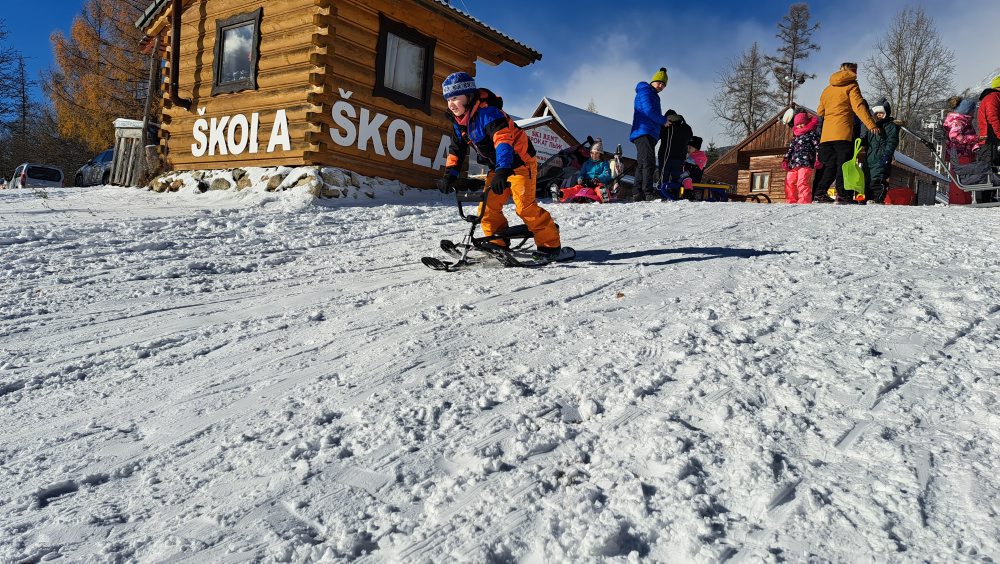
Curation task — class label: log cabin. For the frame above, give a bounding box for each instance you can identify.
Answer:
[703,108,947,204]
[136,0,541,188]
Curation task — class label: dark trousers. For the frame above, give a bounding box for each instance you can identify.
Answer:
[660,159,685,184]
[863,163,892,203]
[815,140,853,199]
[632,135,657,200]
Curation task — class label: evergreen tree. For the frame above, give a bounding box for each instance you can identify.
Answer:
[765,3,820,107]
[0,54,36,178]
[586,98,598,113]
[0,20,18,131]
[711,43,777,141]
[45,0,153,152]
[705,141,721,167]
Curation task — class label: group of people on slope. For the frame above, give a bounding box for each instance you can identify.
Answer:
[779,62,898,205]
[768,62,898,204]
[430,66,1000,259]
[628,68,708,201]
[784,63,1000,205]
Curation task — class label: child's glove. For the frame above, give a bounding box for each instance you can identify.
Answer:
[814,160,823,170]
[490,168,512,194]
[781,160,790,172]
[437,174,457,194]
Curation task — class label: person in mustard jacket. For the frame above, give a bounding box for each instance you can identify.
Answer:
[437,72,562,256]
[815,63,881,203]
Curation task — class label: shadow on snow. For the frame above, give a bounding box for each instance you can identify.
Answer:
[573,247,796,267]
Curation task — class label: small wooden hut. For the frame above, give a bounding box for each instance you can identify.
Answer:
[136,0,541,188]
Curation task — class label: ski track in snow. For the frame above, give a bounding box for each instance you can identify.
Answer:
[1,186,998,562]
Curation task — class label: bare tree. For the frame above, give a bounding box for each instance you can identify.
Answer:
[765,3,820,106]
[863,6,954,126]
[712,43,777,141]
[586,98,598,114]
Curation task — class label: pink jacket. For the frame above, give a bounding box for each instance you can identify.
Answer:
[943,112,979,161]
[687,150,708,170]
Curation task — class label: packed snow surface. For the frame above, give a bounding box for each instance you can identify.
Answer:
[1,182,998,562]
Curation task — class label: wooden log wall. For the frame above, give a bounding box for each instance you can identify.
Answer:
[306,0,486,189]
[150,0,534,188]
[738,155,787,202]
[158,0,322,171]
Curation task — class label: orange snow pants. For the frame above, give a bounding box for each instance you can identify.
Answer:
[480,160,561,249]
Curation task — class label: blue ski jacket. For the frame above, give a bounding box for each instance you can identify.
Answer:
[630,82,666,142]
[578,158,612,184]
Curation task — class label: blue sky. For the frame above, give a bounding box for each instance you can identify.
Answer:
[4,0,999,144]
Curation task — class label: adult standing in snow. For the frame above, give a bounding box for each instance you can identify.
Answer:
[860,99,900,204]
[630,67,668,201]
[782,112,821,204]
[975,76,1000,202]
[815,63,880,203]
[437,72,563,258]
[977,76,1000,165]
[656,109,693,198]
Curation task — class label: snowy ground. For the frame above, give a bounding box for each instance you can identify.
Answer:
[1,180,998,563]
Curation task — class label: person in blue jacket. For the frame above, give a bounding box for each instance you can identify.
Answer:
[630,67,668,201]
[577,139,612,186]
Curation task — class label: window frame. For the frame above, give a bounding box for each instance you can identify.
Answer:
[750,171,771,192]
[373,13,436,115]
[211,8,263,96]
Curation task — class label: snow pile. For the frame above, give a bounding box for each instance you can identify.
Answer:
[1,184,998,562]
[147,165,430,213]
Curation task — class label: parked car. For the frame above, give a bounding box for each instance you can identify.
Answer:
[75,148,114,186]
[8,164,65,189]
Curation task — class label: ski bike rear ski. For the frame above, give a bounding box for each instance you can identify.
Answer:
[421,178,575,271]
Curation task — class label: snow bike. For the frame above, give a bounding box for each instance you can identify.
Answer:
[421,178,576,271]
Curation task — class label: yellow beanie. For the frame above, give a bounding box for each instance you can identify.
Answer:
[651,67,668,86]
[992,75,1000,89]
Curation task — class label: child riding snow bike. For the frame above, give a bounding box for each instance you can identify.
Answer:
[422,178,577,271]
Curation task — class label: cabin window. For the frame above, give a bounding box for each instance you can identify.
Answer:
[212,9,262,96]
[374,14,436,114]
[751,171,771,192]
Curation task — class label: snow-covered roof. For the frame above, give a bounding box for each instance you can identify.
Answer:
[893,152,948,184]
[532,98,636,160]
[513,116,553,130]
[423,0,540,61]
[136,1,541,64]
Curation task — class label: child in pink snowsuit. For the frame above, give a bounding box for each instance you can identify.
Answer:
[782,113,821,204]
[943,97,979,162]
[680,136,708,193]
